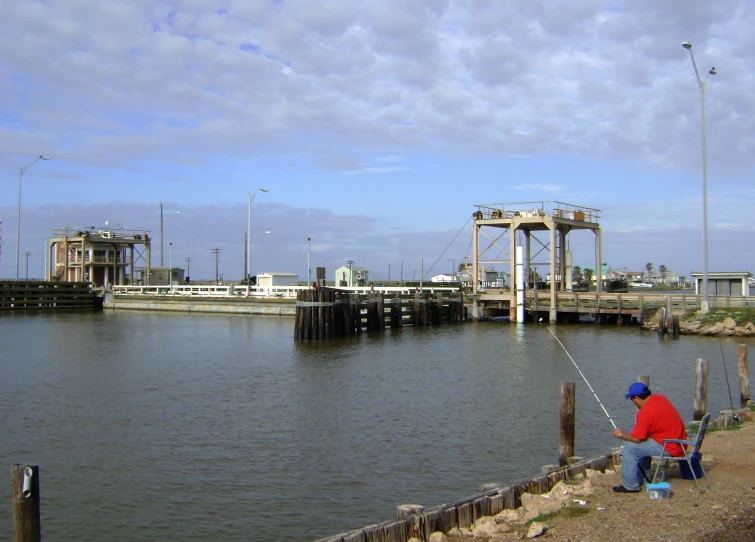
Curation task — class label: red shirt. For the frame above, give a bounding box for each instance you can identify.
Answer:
[630,394,687,457]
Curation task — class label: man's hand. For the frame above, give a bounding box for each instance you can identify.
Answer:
[613,428,624,439]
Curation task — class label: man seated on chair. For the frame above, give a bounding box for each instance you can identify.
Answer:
[611,382,687,493]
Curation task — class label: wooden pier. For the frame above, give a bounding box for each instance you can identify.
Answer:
[295,287,465,339]
[473,290,755,322]
[0,281,101,310]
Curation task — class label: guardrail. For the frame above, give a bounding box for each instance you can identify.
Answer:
[111,285,460,299]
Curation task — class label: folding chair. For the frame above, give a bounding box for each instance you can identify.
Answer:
[652,412,711,493]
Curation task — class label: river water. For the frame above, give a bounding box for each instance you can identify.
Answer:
[0,310,749,541]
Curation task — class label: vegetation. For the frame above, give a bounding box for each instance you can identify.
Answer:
[525,506,591,525]
[680,307,755,325]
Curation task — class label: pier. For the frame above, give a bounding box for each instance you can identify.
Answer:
[0,281,101,310]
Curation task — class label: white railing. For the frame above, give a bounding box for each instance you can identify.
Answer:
[111,284,460,298]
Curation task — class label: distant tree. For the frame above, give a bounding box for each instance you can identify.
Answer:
[659,264,667,281]
[573,266,583,281]
[645,263,653,278]
[583,268,594,283]
[459,262,472,272]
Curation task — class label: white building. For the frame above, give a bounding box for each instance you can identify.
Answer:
[334,265,369,287]
[257,272,299,287]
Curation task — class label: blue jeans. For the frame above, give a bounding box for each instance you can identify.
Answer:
[621,439,663,490]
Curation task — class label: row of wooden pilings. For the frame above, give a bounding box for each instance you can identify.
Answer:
[294,288,465,339]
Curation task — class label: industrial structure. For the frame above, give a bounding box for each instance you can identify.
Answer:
[471,201,602,323]
[47,226,152,288]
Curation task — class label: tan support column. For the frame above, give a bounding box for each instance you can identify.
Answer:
[595,227,603,293]
[550,221,557,323]
[510,224,517,320]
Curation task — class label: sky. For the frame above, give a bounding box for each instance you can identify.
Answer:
[1,0,754,282]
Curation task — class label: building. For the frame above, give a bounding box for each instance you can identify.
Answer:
[257,272,299,287]
[133,267,185,286]
[430,273,456,283]
[47,226,152,287]
[334,265,369,287]
[690,271,752,297]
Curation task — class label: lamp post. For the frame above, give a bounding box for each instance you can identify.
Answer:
[682,41,716,312]
[24,251,31,280]
[307,237,311,288]
[169,242,173,290]
[16,155,49,280]
[160,203,181,268]
[247,188,269,286]
[185,257,191,283]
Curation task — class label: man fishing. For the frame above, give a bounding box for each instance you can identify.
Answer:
[611,382,687,493]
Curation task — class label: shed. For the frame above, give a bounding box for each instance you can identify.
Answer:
[690,271,752,297]
[257,272,299,287]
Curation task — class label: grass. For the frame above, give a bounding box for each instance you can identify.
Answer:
[525,506,591,525]
[680,307,755,325]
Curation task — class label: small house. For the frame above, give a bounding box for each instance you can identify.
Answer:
[257,272,299,287]
[334,265,369,287]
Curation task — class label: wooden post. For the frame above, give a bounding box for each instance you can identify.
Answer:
[11,464,41,542]
[693,358,709,421]
[638,375,650,387]
[738,344,750,408]
[559,382,576,467]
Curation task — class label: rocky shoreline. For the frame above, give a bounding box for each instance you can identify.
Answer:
[643,314,755,337]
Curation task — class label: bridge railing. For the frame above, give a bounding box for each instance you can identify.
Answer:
[111,285,460,299]
[528,291,755,311]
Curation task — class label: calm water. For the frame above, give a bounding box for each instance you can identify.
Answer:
[1,311,750,541]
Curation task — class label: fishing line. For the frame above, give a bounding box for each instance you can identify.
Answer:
[541,320,616,429]
[718,337,739,421]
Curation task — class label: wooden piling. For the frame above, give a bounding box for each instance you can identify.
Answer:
[738,344,750,408]
[693,358,709,421]
[638,375,650,387]
[559,382,576,467]
[390,293,403,328]
[11,464,41,542]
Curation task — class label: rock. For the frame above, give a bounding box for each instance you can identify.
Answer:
[472,517,501,537]
[721,329,734,336]
[447,527,473,538]
[496,509,522,524]
[526,521,548,538]
[428,532,448,542]
[745,322,755,331]
[723,317,737,329]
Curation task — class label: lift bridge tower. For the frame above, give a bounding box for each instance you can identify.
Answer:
[470,201,602,323]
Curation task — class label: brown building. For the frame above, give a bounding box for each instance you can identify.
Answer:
[47,226,152,288]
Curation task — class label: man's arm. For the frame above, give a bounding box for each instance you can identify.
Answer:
[613,427,642,444]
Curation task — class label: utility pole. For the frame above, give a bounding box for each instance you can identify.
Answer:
[243,232,248,283]
[307,237,311,288]
[346,259,354,287]
[401,260,403,286]
[449,259,455,280]
[212,248,221,285]
[387,263,392,283]
[185,257,191,282]
[24,251,31,280]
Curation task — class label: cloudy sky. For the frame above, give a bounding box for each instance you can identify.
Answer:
[1,0,753,282]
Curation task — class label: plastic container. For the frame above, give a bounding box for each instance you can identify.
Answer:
[647,482,671,500]
[678,452,703,480]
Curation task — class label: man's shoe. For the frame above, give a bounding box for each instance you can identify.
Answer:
[612,485,641,493]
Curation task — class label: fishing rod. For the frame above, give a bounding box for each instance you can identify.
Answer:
[718,338,740,421]
[541,319,616,429]
[541,319,652,482]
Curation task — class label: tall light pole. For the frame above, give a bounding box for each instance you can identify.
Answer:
[185,257,191,282]
[169,242,173,290]
[307,237,311,288]
[160,203,181,268]
[247,188,269,285]
[449,259,456,280]
[16,155,49,280]
[682,41,716,312]
[24,251,31,280]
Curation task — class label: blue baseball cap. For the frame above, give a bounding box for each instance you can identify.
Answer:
[625,382,650,399]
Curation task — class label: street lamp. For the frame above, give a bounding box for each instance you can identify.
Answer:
[160,203,181,268]
[16,155,49,280]
[307,237,311,288]
[169,242,173,290]
[24,251,31,280]
[682,41,716,312]
[247,188,269,285]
